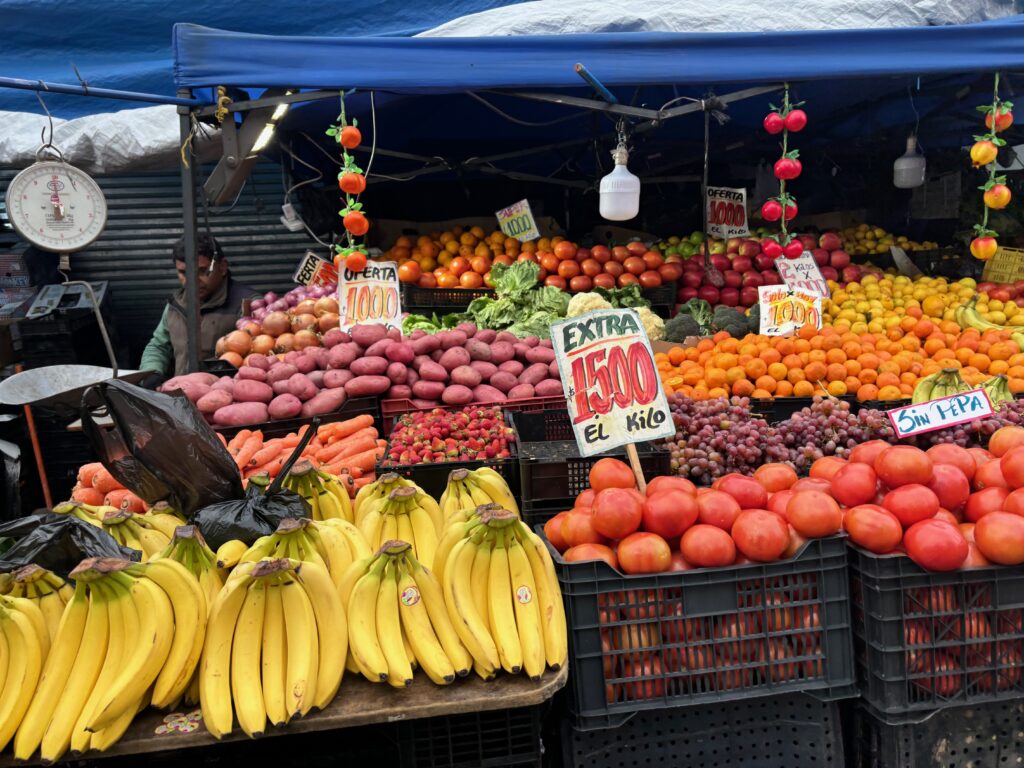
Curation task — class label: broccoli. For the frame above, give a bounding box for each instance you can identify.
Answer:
[664,313,702,342]
[746,303,761,334]
[711,306,749,338]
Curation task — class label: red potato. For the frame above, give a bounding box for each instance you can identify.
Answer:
[293,354,317,374]
[387,326,403,341]
[364,338,394,357]
[525,347,555,364]
[495,331,518,345]
[472,384,507,402]
[245,354,272,371]
[211,377,235,393]
[513,343,531,360]
[490,342,515,364]
[470,361,498,380]
[307,370,325,388]
[466,339,492,362]
[522,336,540,348]
[165,381,211,403]
[385,342,415,364]
[327,344,359,369]
[439,330,468,349]
[412,380,446,400]
[475,329,497,344]
[388,385,412,399]
[233,380,274,403]
[162,372,217,391]
[430,350,445,362]
[412,398,439,408]
[343,376,391,397]
[236,365,267,382]
[271,380,290,396]
[266,364,299,384]
[305,347,329,369]
[455,322,477,338]
[508,383,535,400]
[287,373,318,401]
[321,329,348,348]
[213,402,268,426]
[519,363,549,387]
[548,361,560,379]
[349,324,388,347]
[442,385,474,405]
[350,356,389,376]
[451,366,482,387]
[490,371,518,393]
[535,379,564,397]
[411,335,441,355]
[387,362,408,384]
[497,360,524,376]
[439,347,472,371]
[268,394,302,420]
[418,361,449,382]
[302,388,348,417]
[197,389,233,414]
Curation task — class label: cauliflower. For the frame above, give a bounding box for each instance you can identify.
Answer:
[636,307,665,341]
[566,292,613,317]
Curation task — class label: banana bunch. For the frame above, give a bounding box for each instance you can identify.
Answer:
[439,467,520,529]
[353,472,414,523]
[358,486,442,569]
[982,373,1015,408]
[436,508,566,681]
[216,539,249,571]
[15,556,205,761]
[100,509,171,560]
[0,592,48,753]
[140,501,188,539]
[280,460,354,523]
[341,540,470,687]
[51,501,110,527]
[957,298,1024,351]
[200,557,346,738]
[912,368,971,404]
[3,565,74,644]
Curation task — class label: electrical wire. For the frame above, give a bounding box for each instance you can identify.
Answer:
[466,92,585,127]
[278,141,333,248]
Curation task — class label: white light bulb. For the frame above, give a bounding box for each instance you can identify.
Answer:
[894,135,926,188]
[599,146,640,221]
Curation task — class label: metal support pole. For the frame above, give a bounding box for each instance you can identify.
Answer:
[574,64,618,105]
[178,89,201,373]
[0,75,202,106]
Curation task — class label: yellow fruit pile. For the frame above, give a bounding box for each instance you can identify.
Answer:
[824,275,976,332]
[838,223,938,257]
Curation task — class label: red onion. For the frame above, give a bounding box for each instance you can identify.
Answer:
[236,316,255,331]
[264,291,278,303]
[268,299,289,312]
[252,307,267,321]
[250,299,266,311]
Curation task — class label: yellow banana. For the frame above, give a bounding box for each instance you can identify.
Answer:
[261,577,288,726]
[320,518,372,560]
[488,531,522,674]
[405,555,471,677]
[309,524,353,589]
[377,562,413,688]
[293,560,347,710]
[507,536,545,679]
[338,556,374,611]
[200,565,254,739]
[471,468,520,517]
[407,504,439,569]
[280,571,319,717]
[231,578,267,738]
[216,539,249,569]
[396,562,455,685]
[347,558,389,683]
[515,523,568,670]
[470,534,493,633]
[1,595,49,664]
[442,535,499,674]
[0,604,43,752]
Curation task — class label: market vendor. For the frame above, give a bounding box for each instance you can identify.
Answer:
[139,233,257,385]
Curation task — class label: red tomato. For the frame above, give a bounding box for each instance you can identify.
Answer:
[969,447,995,469]
[642,490,698,539]
[668,551,694,572]
[589,458,636,492]
[882,484,940,528]
[875,446,933,488]
[592,273,617,290]
[563,542,619,568]
[646,476,696,496]
[642,251,664,269]
[786,491,842,538]
[903,519,969,571]
[658,263,683,282]
[844,504,903,553]
[1005,488,1024,516]
[603,260,624,278]
[1000,446,1024,488]
[591,488,643,540]
[539,252,559,272]
[753,463,798,492]
[830,462,878,507]
[617,532,672,574]
[558,260,581,280]
[791,477,832,494]
[618,655,665,700]
[908,651,962,696]
[544,275,567,290]
[696,490,742,532]
[681,524,737,567]
[934,509,960,525]
[569,275,593,293]
[782,525,808,558]
[576,488,596,509]
[618,273,639,287]
[974,511,1024,565]
[810,456,846,481]
[623,256,647,275]
[927,464,971,512]
[974,458,1009,489]
[554,241,577,260]
[561,508,607,547]
[850,439,892,466]
[543,511,571,552]
[962,541,992,569]
[927,443,976,483]
[989,426,1024,457]
[964,487,1010,522]
[731,509,791,562]
[717,475,769,510]
[638,271,662,289]
[767,489,795,519]
[580,258,603,277]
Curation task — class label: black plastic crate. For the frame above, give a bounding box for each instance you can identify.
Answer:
[381,396,565,435]
[401,284,495,312]
[849,544,1024,721]
[562,692,843,768]
[12,312,113,369]
[849,698,1024,767]
[546,532,855,729]
[512,409,670,517]
[379,440,518,501]
[397,705,544,768]
[214,396,382,441]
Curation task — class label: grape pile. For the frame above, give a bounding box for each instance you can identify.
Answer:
[662,395,777,485]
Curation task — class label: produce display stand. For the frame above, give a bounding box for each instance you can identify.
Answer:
[0,669,566,767]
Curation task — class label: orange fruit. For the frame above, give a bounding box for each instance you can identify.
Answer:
[793,380,815,396]
[857,384,880,401]
[877,385,904,400]
[826,363,847,382]
[775,381,794,396]
[798,325,817,340]
[804,361,827,382]
[767,362,788,381]
[732,379,755,397]
[827,381,848,396]
[756,375,777,393]
[787,368,807,384]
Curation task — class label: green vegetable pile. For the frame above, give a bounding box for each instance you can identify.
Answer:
[663,299,759,343]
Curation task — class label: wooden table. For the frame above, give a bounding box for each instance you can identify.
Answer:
[1,667,567,765]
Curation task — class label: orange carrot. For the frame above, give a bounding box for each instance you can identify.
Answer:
[248,440,284,468]
[71,485,106,505]
[353,477,373,491]
[92,466,123,494]
[331,448,377,474]
[279,433,301,449]
[234,433,264,470]
[77,462,105,488]
[228,429,253,454]
[314,433,378,464]
[322,415,374,441]
[104,488,145,512]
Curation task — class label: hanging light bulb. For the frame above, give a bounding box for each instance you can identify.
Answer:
[599,122,640,221]
[894,135,926,188]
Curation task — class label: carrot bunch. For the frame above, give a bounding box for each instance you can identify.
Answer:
[70,463,146,512]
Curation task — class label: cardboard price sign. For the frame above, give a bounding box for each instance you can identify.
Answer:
[338,261,402,330]
[775,251,829,298]
[551,309,675,457]
[888,389,994,439]
[982,246,1024,285]
[758,286,822,336]
[495,199,540,242]
[705,186,749,239]
[293,251,339,287]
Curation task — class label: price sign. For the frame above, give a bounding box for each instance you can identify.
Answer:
[338,261,402,330]
[551,309,675,457]
[293,251,339,287]
[982,246,1024,285]
[888,389,995,439]
[495,199,540,242]
[758,286,822,336]
[775,251,829,298]
[705,186,749,239]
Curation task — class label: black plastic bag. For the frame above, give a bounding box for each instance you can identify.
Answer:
[80,380,243,518]
[192,421,318,550]
[0,512,139,577]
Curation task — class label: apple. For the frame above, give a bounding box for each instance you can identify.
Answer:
[724,270,743,288]
[798,234,817,251]
[841,266,862,284]
[978,282,996,294]
[829,250,851,269]
[738,240,761,258]
[741,286,759,306]
[682,258,703,273]
[818,232,843,252]
[719,287,739,306]
[682,271,703,289]
[761,270,782,285]
[991,288,1012,302]
[742,272,764,287]
[711,255,731,272]
[754,253,776,271]
[731,256,753,273]
[678,286,698,302]
[811,248,830,267]
[726,238,743,253]
[1015,297,1024,308]
[820,266,839,282]
[709,241,727,256]
[697,285,720,304]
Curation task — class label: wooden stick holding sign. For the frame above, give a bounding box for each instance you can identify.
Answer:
[550,308,675,487]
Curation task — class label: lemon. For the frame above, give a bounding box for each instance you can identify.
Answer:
[990,311,1008,324]
[1010,315,1024,327]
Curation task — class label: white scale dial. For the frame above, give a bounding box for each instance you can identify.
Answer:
[5,160,107,252]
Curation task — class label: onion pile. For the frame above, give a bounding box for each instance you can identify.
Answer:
[214,284,341,366]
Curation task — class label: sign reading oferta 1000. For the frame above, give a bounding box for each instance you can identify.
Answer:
[550,308,675,457]
[338,261,402,330]
[887,388,995,438]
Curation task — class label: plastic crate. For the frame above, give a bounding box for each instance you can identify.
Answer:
[562,692,843,768]
[401,284,495,312]
[397,705,544,768]
[381,395,565,435]
[377,441,518,500]
[849,698,1024,767]
[849,544,1024,721]
[213,396,382,441]
[512,409,670,523]
[12,312,113,369]
[547,532,855,729]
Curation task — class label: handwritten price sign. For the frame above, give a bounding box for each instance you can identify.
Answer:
[775,251,829,299]
[758,286,822,336]
[495,199,540,242]
[888,389,995,438]
[705,186,749,239]
[293,251,339,287]
[551,309,675,457]
[338,261,402,330]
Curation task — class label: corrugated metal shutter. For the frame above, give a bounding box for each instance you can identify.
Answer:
[0,162,318,362]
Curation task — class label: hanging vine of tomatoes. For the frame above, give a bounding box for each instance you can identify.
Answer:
[969,72,1013,262]
[325,95,369,272]
[760,83,807,260]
